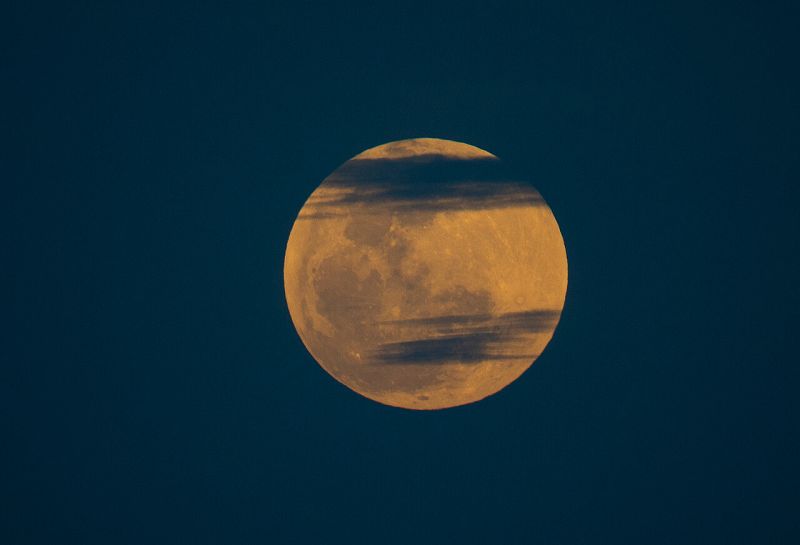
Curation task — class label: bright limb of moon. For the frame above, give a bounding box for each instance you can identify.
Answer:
[284,138,567,410]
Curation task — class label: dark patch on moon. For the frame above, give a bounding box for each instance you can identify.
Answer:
[314,252,384,335]
[431,286,494,317]
[344,213,392,246]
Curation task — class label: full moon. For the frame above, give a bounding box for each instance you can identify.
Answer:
[284,138,568,409]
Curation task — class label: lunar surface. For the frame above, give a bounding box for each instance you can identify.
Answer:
[284,138,567,409]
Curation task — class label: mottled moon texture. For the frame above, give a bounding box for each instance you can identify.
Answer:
[284,138,568,409]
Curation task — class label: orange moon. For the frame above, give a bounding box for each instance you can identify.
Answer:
[284,138,568,409]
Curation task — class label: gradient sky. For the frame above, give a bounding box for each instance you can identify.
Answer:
[5,2,799,544]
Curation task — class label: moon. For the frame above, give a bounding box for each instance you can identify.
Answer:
[284,138,568,410]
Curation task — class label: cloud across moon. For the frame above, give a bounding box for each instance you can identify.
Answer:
[284,138,568,409]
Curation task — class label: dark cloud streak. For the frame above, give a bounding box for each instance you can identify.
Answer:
[297,155,544,218]
[372,309,560,365]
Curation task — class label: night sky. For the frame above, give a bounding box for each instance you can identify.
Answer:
[5,2,799,543]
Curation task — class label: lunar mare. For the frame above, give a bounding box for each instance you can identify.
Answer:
[284,138,567,409]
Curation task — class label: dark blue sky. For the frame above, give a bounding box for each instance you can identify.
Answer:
[5,2,799,543]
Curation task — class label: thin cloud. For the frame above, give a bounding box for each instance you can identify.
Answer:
[297,155,544,218]
[372,309,560,365]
